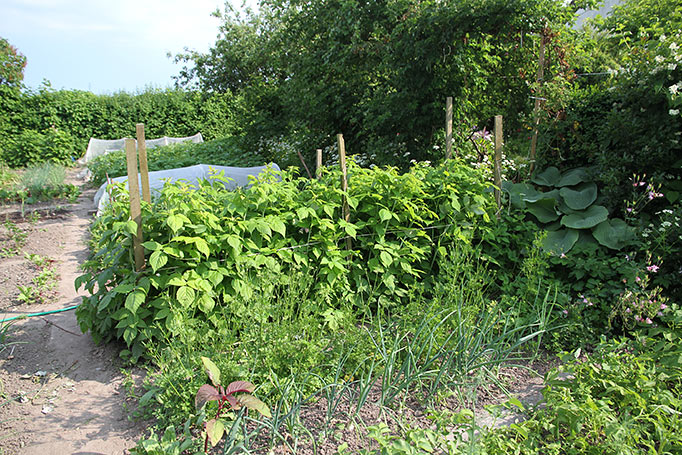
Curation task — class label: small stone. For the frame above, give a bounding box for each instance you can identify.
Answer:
[41,404,53,414]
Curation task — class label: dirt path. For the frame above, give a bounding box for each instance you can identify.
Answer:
[0,172,145,454]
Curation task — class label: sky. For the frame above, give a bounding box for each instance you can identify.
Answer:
[0,0,238,94]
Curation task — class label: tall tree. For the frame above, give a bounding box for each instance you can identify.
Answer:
[0,37,27,88]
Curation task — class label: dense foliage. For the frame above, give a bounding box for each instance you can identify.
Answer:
[0,85,238,167]
[0,37,26,88]
[174,0,598,168]
[76,160,496,360]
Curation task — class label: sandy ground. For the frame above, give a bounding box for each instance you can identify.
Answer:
[0,172,146,455]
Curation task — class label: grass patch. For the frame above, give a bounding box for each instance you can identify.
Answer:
[0,162,80,205]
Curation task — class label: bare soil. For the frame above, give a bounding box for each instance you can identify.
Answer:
[0,171,146,455]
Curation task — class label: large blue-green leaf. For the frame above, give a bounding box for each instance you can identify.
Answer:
[560,182,598,210]
[502,182,539,209]
[561,205,608,229]
[542,228,580,254]
[557,168,590,187]
[531,167,561,187]
[592,218,634,250]
[526,198,560,223]
[522,189,559,203]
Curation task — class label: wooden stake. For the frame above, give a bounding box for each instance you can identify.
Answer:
[528,34,546,177]
[296,150,313,179]
[494,115,503,220]
[445,96,453,159]
[125,138,145,271]
[316,149,323,179]
[136,123,151,203]
[337,134,352,250]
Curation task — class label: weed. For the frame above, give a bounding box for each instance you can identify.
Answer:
[195,357,271,451]
[0,219,28,257]
[16,253,58,305]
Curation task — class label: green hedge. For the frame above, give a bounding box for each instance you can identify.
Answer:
[0,85,238,167]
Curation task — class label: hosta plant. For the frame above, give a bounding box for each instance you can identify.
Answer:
[503,166,635,254]
[195,357,271,451]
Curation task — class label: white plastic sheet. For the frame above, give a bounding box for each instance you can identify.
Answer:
[82,133,204,163]
[94,163,281,215]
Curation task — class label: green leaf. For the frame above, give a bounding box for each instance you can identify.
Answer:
[238,394,272,418]
[526,198,559,223]
[522,189,559,203]
[592,219,634,250]
[166,214,184,233]
[125,290,146,313]
[121,220,137,236]
[205,418,224,447]
[561,205,608,229]
[142,241,161,251]
[269,218,286,237]
[201,356,221,387]
[542,229,580,255]
[226,235,241,251]
[198,294,215,313]
[531,167,561,186]
[502,182,539,208]
[379,208,392,221]
[379,251,392,268]
[557,168,589,187]
[149,250,168,273]
[194,238,210,257]
[559,182,597,210]
[177,286,195,307]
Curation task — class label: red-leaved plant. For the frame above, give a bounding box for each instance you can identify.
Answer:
[195,357,271,451]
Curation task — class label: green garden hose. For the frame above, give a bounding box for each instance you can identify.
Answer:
[0,304,80,323]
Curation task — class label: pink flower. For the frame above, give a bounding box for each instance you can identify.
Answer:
[645,318,653,324]
[625,308,631,313]
[626,208,633,213]
[634,315,642,321]
[647,265,659,273]
[660,303,668,310]
[562,309,569,315]
[635,276,641,282]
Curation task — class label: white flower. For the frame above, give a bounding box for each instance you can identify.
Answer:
[660,34,667,42]
[669,63,678,71]
[671,83,680,95]
[676,54,682,62]
[671,109,681,115]
[655,55,665,63]
[671,42,680,51]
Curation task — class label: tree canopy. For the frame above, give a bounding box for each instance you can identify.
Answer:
[0,37,27,88]
[174,0,598,165]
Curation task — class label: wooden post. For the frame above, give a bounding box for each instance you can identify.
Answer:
[316,149,323,179]
[125,138,145,271]
[296,150,313,179]
[494,116,503,220]
[136,123,151,203]
[445,97,453,159]
[528,34,546,177]
[337,134,352,250]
